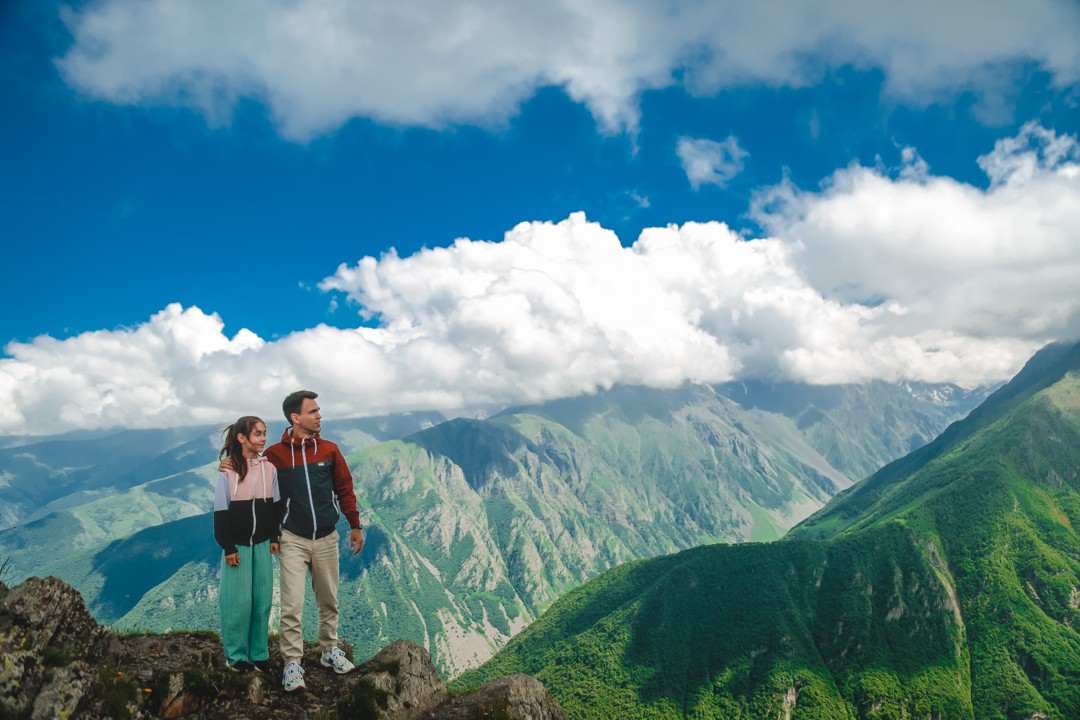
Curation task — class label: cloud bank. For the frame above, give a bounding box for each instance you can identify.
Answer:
[2,123,1077,434]
[57,0,1080,139]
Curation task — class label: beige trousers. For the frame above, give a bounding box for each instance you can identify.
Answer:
[278,528,340,663]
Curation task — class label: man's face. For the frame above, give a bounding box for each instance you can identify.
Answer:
[292,398,322,436]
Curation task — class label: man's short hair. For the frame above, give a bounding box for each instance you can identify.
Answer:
[283,390,318,425]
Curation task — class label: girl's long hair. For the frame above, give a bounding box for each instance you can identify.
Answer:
[219,416,264,483]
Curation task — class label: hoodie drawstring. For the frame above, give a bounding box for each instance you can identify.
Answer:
[300,442,317,540]
[249,458,268,547]
[286,429,316,462]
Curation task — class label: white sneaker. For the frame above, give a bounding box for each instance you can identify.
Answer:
[320,646,354,674]
[282,660,305,692]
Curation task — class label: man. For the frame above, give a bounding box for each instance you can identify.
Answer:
[263,390,364,692]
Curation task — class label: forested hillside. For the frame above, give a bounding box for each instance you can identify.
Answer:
[460,343,1080,718]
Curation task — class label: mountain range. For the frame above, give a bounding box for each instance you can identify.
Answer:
[0,379,988,677]
[457,343,1080,719]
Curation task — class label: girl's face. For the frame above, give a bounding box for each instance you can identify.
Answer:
[238,421,268,456]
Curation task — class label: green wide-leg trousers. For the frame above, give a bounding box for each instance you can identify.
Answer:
[219,540,273,664]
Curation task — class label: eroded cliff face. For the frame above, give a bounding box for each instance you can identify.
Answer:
[0,575,565,720]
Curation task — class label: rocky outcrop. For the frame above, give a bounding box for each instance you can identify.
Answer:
[340,641,566,720]
[339,639,450,718]
[0,576,564,720]
[0,575,118,720]
[425,673,567,720]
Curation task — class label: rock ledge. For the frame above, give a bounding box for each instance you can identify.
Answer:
[0,576,566,720]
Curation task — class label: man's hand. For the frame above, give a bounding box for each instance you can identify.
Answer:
[270,543,280,555]
[218,457,236,473]
[225,553,240,567]
[349,528,364,556]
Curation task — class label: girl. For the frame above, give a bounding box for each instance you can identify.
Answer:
[214,416,281,672]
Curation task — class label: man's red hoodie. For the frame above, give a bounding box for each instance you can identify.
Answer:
[264,429,361,540]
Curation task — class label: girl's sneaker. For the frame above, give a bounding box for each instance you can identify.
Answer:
[282,661,305,692]
[252,660,272,673]
[320,646,354,674]
[227,660,253,672]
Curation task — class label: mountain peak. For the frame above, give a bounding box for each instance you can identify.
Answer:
[793,340,1080,539]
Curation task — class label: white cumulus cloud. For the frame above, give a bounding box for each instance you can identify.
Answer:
[751,121,1080,349]
[56,0,1080,139]
[2,123,1078,434]
[0,305,269,433]
[677,135,749,189]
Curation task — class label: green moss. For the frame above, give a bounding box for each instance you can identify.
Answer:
[42,646,74,668]
[96,667,137,720]
[337,678,391,719]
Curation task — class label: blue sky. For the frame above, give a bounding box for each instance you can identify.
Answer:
[2,0,1079,434]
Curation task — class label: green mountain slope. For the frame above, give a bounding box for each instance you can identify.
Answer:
[458,344,1080,718]
[0,426,217,529]
[337,383,910,675]
[1,467,216,585]
[794,341,1080,541]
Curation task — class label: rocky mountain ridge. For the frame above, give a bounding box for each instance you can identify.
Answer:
[0,575,565,720]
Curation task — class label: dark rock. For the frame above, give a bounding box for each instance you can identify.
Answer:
[0,576,566,720]
[338,639,451,719]
[0,575,115,719]
[337,643,567,720]
[425,673,568,720]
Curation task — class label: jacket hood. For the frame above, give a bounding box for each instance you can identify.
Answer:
[280,428,321,446]
[279,427,322,468]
